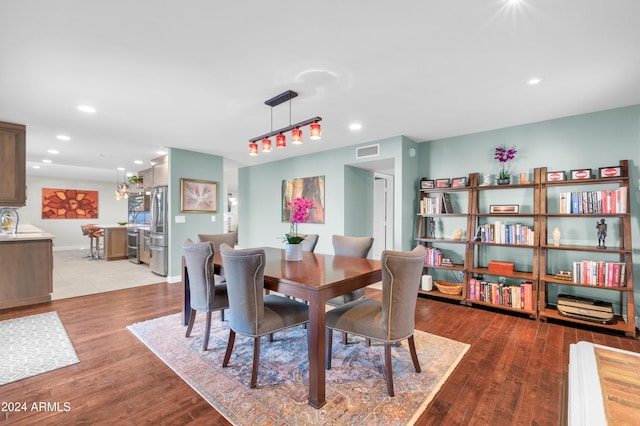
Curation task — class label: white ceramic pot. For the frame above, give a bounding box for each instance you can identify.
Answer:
[285,243,303,261]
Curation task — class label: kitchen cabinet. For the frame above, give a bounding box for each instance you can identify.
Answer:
[151,155,168,187]
[0,229,54,309]
[140,167,153,193]
[0,121,26,207]
[101,226,128,261]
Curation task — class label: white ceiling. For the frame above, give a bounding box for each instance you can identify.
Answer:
[1,1,639,183]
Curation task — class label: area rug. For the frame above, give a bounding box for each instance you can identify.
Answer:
[128,313,469,425]
[0,311,79,385]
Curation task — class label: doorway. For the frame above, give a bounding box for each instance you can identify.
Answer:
[372,173,394,259]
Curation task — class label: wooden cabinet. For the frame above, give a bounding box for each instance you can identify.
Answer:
[466,169,540,318]
[0,121,26,207]
[0,238,53,309]
[102,226,128,261]
[538,160,635,337]
[151,155,168,187]
[140,167,153,193]
[415,174,475,302]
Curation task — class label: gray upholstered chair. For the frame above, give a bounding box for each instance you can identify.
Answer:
[327,234,374,309]
[183,240,229,351]
[325,245,426,396]
[196,232,237,282]
[219,243,309,388]
[300,234,319,252]
[196,231,237,251]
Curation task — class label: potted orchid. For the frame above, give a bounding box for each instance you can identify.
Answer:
[494,145,517,184]
[283,197,314,261]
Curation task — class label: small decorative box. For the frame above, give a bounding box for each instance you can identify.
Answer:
[488,260,515,275]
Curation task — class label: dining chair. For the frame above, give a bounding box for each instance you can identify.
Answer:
[325,245,426,396]
[219,243,309,388]
[300,234,319,252]
[196,232,237,282]
[326,235,374,343]
[183,240,229,351]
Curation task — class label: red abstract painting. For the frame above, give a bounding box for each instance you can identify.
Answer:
[42,188,99,219]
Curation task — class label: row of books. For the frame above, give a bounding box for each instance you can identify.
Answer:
[420,193,453,214]
[558,188,627,214]
[423,247,455,267]
[571,260,626,287]
[474,221,535,246]
[468,278,534,311]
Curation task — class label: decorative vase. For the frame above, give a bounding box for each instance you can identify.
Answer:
[285,243,303,261]
[497,178,510,185]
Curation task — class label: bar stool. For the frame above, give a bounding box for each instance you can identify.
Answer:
[82,224,103,260]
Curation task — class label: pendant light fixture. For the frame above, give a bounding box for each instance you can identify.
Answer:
[249,90,322,155]
[114,169,130,200]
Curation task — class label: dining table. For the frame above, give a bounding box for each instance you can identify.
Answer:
[181,246,382,409]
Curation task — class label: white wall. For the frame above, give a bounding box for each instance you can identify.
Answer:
[22,175,128,250]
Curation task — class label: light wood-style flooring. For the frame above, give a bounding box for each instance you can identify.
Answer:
[1,283,638,425]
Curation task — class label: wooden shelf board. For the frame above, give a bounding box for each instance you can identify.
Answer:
[471,241,536,248]
[541,276,632,291]
[470,267,536,281]
[539,307,635,335]
[467,299,536,316]
[541,244,629,254]
[415,237,467,244]
[418,288,465,302]
[424,264,465,271]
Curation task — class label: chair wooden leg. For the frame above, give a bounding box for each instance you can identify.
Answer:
[268,333,274,342]
[383,343,395,396]
[250,337,261,388]
[325,329,333,370]
[185,309,197,337]
[222,329,236,367]
[408,335,421,373]
[221,309,225,322]
[366,338,371,347]
[203,311,212,351]
[341,332,348,345]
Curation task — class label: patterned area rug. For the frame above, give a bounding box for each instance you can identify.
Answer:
[0,311,79,385]
[128,313,469,425]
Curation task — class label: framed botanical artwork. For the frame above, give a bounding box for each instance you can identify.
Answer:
[435,178,451,188]
[421,179,435,189]
[546,171,566,182]
[180,178,218,213]
[570,169,591,180]
[489,204,520,214]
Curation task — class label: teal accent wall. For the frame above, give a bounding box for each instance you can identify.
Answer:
[238,135,420,255]
[344,165,373,237]
[168,148,224,278]
[418,105,640,318]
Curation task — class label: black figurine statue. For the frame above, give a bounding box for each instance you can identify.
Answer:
[596,218,607,249]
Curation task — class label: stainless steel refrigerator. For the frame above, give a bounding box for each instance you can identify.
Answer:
[149,186,168,276]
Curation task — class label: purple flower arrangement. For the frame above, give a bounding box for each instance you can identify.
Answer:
[494,145,517,180]
[285,197,314,244]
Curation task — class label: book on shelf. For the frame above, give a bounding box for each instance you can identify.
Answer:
[468,278,533,311]
[442,193,453,214]
[558,188,627,214]
[476,221,534,245]
[571,260,626,287]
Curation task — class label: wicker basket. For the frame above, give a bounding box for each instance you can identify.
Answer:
[434,280,463,295]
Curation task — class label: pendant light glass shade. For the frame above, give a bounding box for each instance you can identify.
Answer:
[309,122,321,140]
[249,142,259,156]
[276,133,286,148]
[291,128,302,144]
[261,138,272,152]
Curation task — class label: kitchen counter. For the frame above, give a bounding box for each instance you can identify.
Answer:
[0,225,54,310]
[96,225,128,261]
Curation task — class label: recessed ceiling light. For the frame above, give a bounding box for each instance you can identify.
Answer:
[56,135,71,141]
[349,123,362,131]
[47,149,59,155]
[42,159,52,163]
[117,167,125,171]
[77,105,96,113]
[527,77,544,85]
[32,165,40,169]
[134,160,143,165]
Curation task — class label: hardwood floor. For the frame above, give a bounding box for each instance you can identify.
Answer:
[1,283,638,425]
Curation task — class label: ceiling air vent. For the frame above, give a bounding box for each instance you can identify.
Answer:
[356,144,380,159]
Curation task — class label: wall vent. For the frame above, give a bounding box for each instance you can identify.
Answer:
[356,144,380,159]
